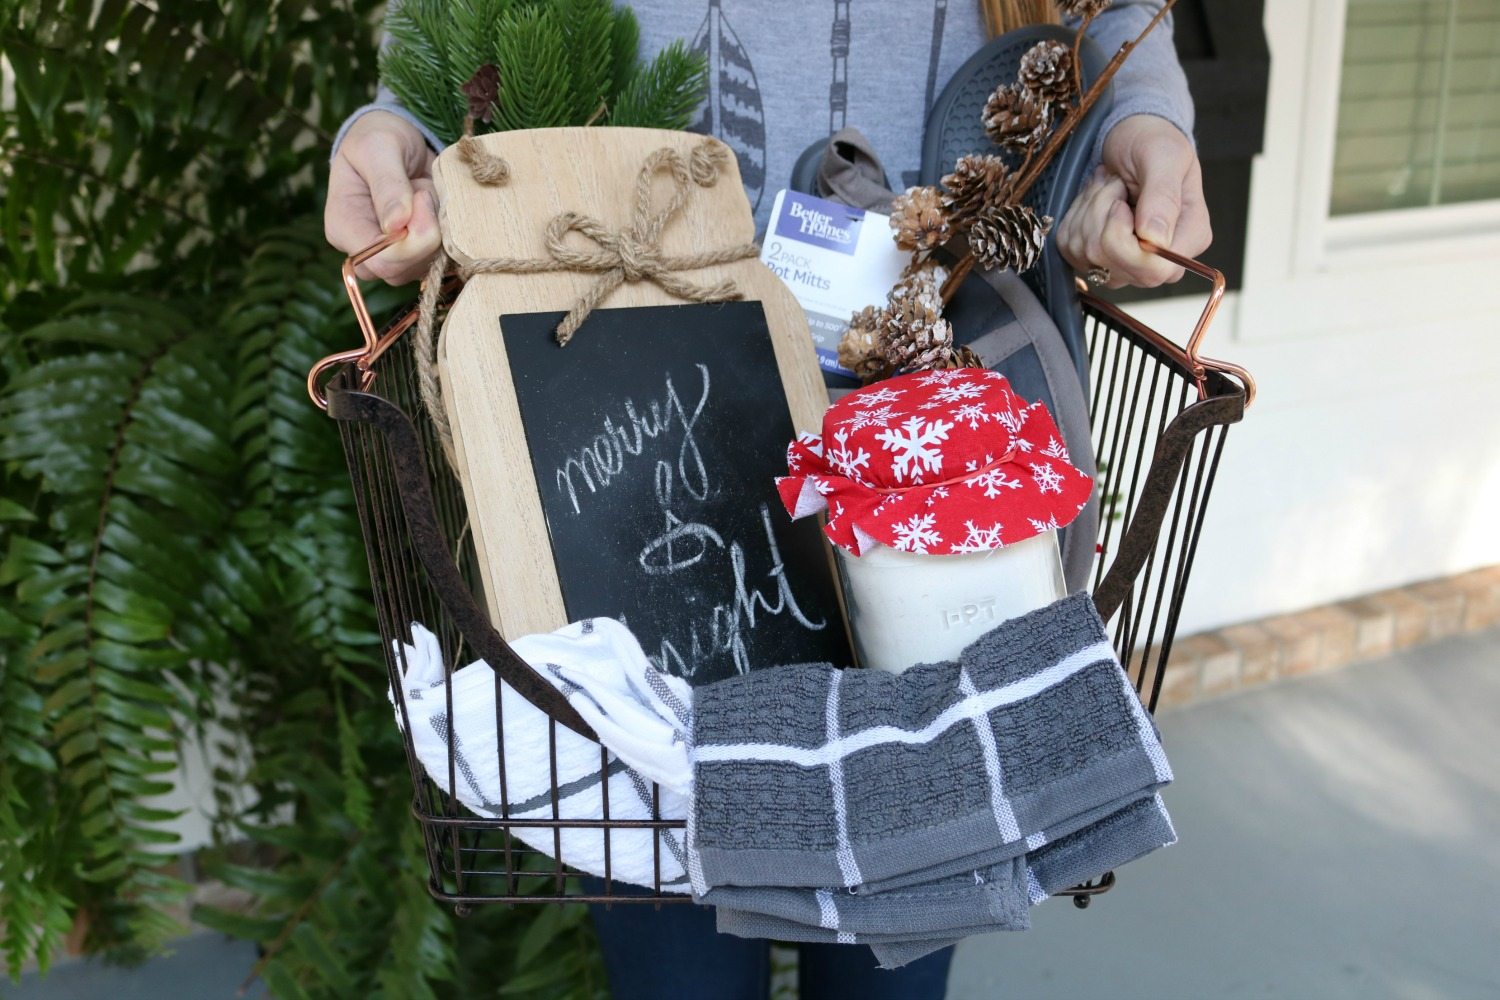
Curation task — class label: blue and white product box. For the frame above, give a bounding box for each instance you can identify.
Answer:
[760,189,909,379]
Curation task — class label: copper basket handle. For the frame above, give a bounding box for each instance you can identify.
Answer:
[307,230,424,410]
[1079,240,1256,408]
[311,234,1256,411]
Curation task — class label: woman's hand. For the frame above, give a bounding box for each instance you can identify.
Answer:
[324,111,443,285]
[1056,114,1211,289]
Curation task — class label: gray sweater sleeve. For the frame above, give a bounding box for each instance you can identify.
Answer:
[332,2,1194,172]
[332,83,445,158]
[1070,1,1195,169]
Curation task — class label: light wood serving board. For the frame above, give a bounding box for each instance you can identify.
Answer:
[433,127,830,642]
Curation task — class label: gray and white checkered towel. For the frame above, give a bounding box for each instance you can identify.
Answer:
[685,591,1176,965]
[712,792,1176,967]
[391,591,1175,968]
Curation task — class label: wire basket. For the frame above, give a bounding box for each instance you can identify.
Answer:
[308,241,1253,912]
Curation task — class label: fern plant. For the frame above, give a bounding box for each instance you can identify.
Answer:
[381,0,708,144]
[0,1,622,994]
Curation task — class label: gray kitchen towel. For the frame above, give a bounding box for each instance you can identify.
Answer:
[704,856,1030,940]
[852,784,1160,896]
[864,792,1178,968]
[714,791,1177,969]
[1025,792,1178,900]
[712,858,1028,946]
[686,592,1173,895]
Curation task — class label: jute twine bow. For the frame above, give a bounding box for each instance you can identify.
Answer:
[414,138,757,470]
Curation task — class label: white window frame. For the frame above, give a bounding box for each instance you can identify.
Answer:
[1227,0,1500,343]
[1308,1,1500,256]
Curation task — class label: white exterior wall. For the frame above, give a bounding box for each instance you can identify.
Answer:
[1140,0,1500,635]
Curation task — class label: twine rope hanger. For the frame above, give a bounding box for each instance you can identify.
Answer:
[414,138,759,469]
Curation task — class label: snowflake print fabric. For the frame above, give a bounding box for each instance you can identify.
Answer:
[776,368,1092,556]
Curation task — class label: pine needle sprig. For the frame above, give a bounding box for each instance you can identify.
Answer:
[380,0,708,144]
[609,9,643,98]
[611,39,709,130]
[557,0,617,124]
[381,0,467,142]
[448,0,511,98]
[491,6,574,131]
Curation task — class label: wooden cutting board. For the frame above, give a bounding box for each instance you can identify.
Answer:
[432,127,835,650]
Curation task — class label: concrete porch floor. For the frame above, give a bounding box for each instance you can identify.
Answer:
[14,629,1498,999]
[948,626,1500,1000]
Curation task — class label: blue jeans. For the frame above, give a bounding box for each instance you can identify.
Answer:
[582,878,953,1000]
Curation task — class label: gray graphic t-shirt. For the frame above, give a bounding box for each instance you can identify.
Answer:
[337,1,1193,233]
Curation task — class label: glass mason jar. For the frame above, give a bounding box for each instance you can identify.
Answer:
[835,530,1066,674]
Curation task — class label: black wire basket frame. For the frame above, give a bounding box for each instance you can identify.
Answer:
[317,259,1251,912]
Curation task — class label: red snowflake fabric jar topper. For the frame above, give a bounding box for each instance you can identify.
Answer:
[777,368,1093,556]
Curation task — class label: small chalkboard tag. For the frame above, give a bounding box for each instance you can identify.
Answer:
[501,300,852,684]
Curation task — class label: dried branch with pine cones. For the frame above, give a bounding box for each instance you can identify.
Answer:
[836,0,1181,384]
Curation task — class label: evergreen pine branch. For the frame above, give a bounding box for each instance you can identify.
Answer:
[610,40,709,130]
[379,0,706,140]
[609,8,642,101]
[382,0,467,144]
[556,0,617,124]
[492,6,575,132]
[448,0,514,96]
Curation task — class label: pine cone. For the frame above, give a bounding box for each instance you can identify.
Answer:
[1055,0,1111,19]
[1018,39,1075,107]
[940,154,1010,231]
[461,64,500,123]
[889,186,952,252]
[897,257,949,289]
[951,344,986,371]
[838,305,893,382]
[968,205,1053,273]
[982,84,1051,155]
[880,264,956,372]
[882,314,955,373]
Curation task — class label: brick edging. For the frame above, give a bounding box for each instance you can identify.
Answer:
[1156,564,1500,710]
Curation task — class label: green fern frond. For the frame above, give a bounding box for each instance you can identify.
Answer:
[0,0,377,295]
[0,295,242,955]
[1,3,614,994]
[0,537,73,980]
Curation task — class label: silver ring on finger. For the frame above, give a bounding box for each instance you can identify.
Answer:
[1086,265,1111,287]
